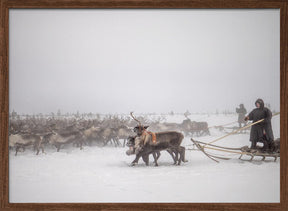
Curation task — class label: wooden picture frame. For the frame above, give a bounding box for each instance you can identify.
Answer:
[1,0,287,210]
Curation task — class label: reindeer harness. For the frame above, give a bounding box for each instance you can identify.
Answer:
[142,130,157,143]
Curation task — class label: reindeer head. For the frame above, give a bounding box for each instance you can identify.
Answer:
[130,112,149,136]
[126,136,136,155]
[126,136,135,148]
[133,125,149,136]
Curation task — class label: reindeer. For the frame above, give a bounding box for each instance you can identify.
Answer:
[191,121,210,136]
[9,133,44,156]
[114,125,134,147]
[180,119,210,136]
[98,127,120,147]
[46,124,85,152]
[126,136,182,166]
[126,136,150,165]
[82,126,103,146]
[129,112,187,166]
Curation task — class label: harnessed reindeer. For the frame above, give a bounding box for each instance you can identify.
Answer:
[129,112,187,166]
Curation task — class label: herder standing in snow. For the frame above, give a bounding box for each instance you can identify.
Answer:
[244,99,274,151]
[236,103,247,128]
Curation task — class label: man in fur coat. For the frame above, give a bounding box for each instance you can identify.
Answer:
[244,99,274,151]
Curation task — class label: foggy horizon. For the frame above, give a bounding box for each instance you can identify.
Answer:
[9,9,280,115]
[9,106,280,116]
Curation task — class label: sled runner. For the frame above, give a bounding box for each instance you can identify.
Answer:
[238,146,279,161]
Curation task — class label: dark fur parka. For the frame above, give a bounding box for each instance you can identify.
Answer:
[248,99,274,144]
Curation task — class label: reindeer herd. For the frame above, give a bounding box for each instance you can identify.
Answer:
[8,113,210,161]
[9,115,133,155]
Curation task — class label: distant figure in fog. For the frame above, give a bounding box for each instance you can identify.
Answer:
[244,99,274,150]
[236,104,247,128]
[184,110,191,119]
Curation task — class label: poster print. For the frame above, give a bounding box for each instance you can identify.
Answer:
[8,9,280,203]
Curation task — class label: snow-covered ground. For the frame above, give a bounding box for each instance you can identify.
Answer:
[9,114,280,203]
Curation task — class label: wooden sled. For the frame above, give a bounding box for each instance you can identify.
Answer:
[239,146,280,162]
[190,139,280,162]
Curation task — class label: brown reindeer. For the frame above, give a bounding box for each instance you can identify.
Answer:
[181,119,210,136]
[126,136,180,166]
[130,112,187,166]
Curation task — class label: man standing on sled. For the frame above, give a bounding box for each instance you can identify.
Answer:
[244,98,274,151]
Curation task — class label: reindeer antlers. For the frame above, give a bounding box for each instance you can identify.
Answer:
[130,112,142,126]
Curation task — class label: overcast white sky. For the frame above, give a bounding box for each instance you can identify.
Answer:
[9,9,280,114]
